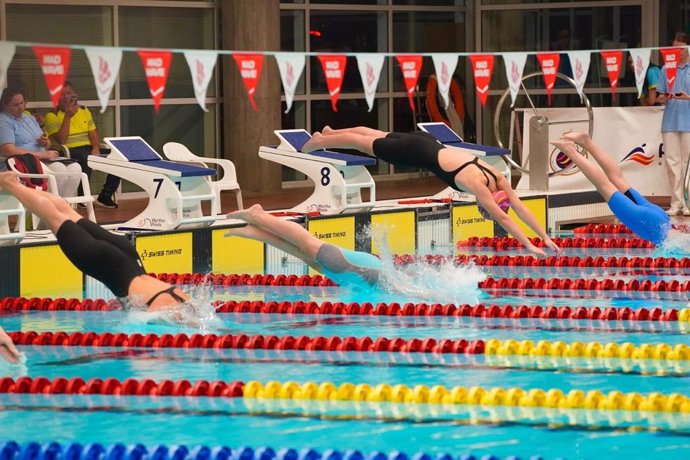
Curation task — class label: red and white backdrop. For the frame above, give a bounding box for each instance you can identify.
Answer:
[516,106,668,196]
[0,40,688,115]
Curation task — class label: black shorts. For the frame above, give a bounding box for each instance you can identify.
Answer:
[56,219,146,297]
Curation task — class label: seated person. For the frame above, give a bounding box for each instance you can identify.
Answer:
[0,326,20,364]
[551,131,670,244]
[302,126,560,256]
[45,81,120,208]
[0,87,81,198]
[225,204,381,287]
[0,171,194,315]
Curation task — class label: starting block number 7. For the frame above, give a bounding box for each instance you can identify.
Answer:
[153,178,182,198]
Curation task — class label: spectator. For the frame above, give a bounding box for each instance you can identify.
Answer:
[657,31,690,216]
[627,54,662,106]
[0,87,81,198]
[45,81,120,209]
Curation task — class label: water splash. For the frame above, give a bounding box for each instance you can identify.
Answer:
[658,228,690,256]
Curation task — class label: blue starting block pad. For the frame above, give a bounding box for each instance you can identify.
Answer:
[274,129,377,166]
[106,138,216,177]
[418,122,509,157]
[258,129,377,215]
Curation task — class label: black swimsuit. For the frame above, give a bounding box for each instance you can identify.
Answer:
[372,132,498,192]
[145,286,186,307]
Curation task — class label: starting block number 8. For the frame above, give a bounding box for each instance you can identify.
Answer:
[320,167,346,187]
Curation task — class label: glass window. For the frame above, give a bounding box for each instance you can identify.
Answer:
[119,7,215,99]
[310,11,388,94]
[281,10,306,52]
[5,4,113,102]
[394,0,465,4]
[661,0,690,44]
[309,0,386,4]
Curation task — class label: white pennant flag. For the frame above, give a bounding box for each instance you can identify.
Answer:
[275,53,305,113]
[502,52,527,107]
[85,47,122,113]
[628,48,651,98]
[431,53,458,109]
[0,42,16,95]
[355,54,384,112]
[566,51,591,102]
[183,50,218,112]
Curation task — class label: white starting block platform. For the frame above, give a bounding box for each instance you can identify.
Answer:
[258,129,376,215]
[417,122,511,201]
[89,136,218,231]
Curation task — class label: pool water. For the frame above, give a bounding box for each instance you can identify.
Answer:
[2,243,690,459]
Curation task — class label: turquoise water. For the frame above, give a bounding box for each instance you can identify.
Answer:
[3,248,690,459]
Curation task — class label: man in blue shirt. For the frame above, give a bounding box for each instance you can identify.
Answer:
[658,32,690,216]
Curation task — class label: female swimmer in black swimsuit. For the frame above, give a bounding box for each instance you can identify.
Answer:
[0,171,188,312]
[302,126,560,257]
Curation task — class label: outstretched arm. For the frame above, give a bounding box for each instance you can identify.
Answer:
[0,327,21,364]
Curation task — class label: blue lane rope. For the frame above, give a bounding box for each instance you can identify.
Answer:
[0,442,564,460]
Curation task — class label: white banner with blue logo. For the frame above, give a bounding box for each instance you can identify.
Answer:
[517,106,669,196]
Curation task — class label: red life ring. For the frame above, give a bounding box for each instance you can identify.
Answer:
[425,74,465,126]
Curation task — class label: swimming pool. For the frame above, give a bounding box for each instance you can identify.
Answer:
[2,231,690,460]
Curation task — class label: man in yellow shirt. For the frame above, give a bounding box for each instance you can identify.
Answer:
[45,81,120,208]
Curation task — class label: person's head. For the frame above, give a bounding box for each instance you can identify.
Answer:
[478,191,511,220]
[672,31,690,61]
[555,28,571,50]
[0,87,27,118]
[58,81,78,109]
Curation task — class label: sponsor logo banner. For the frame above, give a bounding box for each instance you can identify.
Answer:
[469,54,494,107]
[452,204,495,252]
[318,55,347,112]
[135,232,193,274]
[370,210,416,256]
[395,55,423,111]
[275,52,305,113]
[566,51,591,102]
[628,48,651,98]
[431,53,458,109]
[184,50,218,112]
[356,53,384,112]
[138,50,172,112]
[502,52,527,107]
[213,228,264,275]
[536,53,560,105]
[32,46,71,108]
[660,48,682,88]
[233,53,264,112]
[600,50,623,94]
[85,47,122,113]
[20,244,82,298]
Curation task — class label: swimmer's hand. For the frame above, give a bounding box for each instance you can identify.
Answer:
[0,328,21,364]
[544,238,562,254]
[526,243,547,257]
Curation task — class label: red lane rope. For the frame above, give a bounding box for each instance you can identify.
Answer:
[0,297,678,321]
[456,236,654,250]
[8,330,487,354]
[0,375,244,397]
[573,223,633,235]
[480,277,689,293]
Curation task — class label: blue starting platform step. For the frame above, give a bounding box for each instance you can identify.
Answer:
[104,138,216,177]
[419,122,509,157]
[274,130,376,166]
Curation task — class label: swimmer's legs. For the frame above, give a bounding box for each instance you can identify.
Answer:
[322,125,388,138]
[0,171,80,234]
[551,140,618,201]
[562,132,632,194]
[227,204,323,259]
[301,131,380,154]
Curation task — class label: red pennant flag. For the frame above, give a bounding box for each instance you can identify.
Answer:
[536,53,560,105]
[469,54,494,107]
[660,48,683,89]
[138,50,172,113]
[395,55,423,111]
[32,46,71,108]
[600,50,623,94]
[232,53,264,111]
[318,55,347,112]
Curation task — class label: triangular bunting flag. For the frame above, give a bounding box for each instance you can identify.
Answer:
[184,50,218,112]
[85,47,122,113]
[536,53,560,105]
[0,42,16,95]
[431,54,458,109]
[356,53,384,112]
[32,46,71,108]
[317,55,347,112]
[660,47,682,89]
[566,51,591,102]
[232,53,264,112]
[600,50,623,94]
[469,54,494,107]
[138,50,172,113]
[395,55,423,111]
[502,52,527,107]
[275,53,305,113]
[628,48,651,98]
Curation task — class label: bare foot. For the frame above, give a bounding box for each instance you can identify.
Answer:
[561,131,590,146]
[551,139,578,153]
[226,204,264,223]
[322,125,334,135]
[301,132,325,153]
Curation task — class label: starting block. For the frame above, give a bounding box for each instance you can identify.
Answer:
[418,122,511,200]
[89,136,217,231]
[258,129,376,215]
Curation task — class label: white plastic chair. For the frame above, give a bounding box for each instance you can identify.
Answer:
[0,190,25,245]
[163,142,243,214]
[6,157,96,227]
